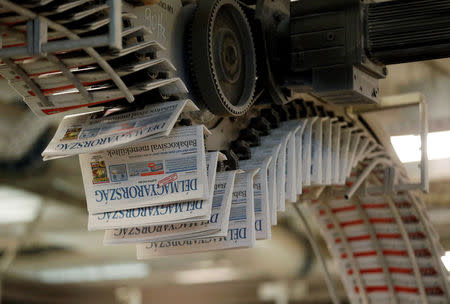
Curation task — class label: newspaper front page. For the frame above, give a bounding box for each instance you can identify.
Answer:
[239,156,272,240]
[79,125,209,214]
[136,170,258,258]
[43,100,198,159]
[331,122,345,184]
[88,152,219,231]
[346,130,363,177]
[103,169,236,244]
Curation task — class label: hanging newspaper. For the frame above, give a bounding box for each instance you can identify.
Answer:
[239,156,272,240]
[346,129,363,177]
[302,117,318,186]
[250,143,281,226]
[88,152,220,231]
[262,129,291,212]
[43,100,198,160]
[79,125,209,214]
[136,169,258,258]
[322,118,337,185]
[104,170,237,244]
[311,117,328,185]
[279,121,303,202]
[338,124,352,184]
[289,119,307,195]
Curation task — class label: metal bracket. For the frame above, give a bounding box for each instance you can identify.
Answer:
[345,93,430,199]
[26,18,47,56]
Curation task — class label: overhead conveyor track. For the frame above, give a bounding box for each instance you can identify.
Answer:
[0,1,448,304]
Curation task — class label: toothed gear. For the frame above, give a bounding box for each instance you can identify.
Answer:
[189,0,257,117]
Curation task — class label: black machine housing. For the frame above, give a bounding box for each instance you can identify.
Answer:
[280,0,450,105]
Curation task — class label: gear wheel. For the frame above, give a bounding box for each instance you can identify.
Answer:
[189,0,257,116]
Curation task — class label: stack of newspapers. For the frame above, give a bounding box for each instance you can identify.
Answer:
[0,1,185,116]
[40,103,381,258]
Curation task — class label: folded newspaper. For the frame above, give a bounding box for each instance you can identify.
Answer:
[239,156,272,240]
[136,169,259,258]
[261,129,291,213]
[88,152,220,231]
[79,125,209,214]
[250,143,281,226]
[104,170,237,244]
[43,100,198,160]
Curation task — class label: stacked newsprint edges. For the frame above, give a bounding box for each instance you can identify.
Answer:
[89,151,220,231]
[136,169,259,258]
[0,2,185,117]
[43,100,198,160]
[132,117,380,258]
[239,156,272,240]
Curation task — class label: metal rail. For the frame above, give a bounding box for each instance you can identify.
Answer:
[384,193,429,304]
[293,202,341,304]
[2,58,50,106]
[357,93,429,193]
[321,190,370,304]
[0,201,43,304]
[368,172,437,303]
[46,54,92,102]
[345,157,392,200]
[352,193,399,304]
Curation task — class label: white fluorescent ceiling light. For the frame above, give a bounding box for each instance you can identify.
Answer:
[21,263,150,284]
[174,267,237,285]
[0,186,41,224]
[391,130,450,163]
[441,251,450,271]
